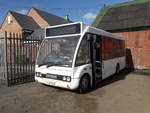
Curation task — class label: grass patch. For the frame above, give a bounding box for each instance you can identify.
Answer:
[134,69,150,75]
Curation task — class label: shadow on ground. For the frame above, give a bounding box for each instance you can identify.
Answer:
[86,68,134,93]
[97,69,133,87]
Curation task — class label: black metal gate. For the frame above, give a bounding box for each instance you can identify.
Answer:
[0,37,6,85]
[0,32,43,86]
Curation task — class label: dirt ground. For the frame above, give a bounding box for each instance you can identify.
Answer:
[0,70,150,113]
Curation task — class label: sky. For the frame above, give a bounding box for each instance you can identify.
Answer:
[0,0,134,26]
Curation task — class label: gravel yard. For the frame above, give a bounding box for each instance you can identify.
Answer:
[0,70,150,113]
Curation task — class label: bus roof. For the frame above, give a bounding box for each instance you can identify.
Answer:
[45,22,124,40]
[87,26,124,40]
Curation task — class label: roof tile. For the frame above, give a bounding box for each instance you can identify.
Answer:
[32,8,71,26]
[10,11,40,30]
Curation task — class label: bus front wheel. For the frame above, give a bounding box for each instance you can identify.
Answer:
[79,75,90,93]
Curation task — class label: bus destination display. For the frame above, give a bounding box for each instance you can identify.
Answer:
[46,23,81,37]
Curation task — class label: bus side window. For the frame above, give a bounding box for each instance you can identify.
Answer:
[75,36,91,66]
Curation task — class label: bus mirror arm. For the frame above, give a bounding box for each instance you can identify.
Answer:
[86,34,93,41]
[86,37,92,41]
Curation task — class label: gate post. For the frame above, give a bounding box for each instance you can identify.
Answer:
[4,31,9,86]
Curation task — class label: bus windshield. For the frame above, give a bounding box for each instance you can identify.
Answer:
[37,36,80,67]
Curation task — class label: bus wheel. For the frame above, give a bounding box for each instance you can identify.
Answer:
[116,63,120,74]
[79,75,90,93]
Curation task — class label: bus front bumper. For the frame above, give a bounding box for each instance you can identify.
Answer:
[35,76,80,90]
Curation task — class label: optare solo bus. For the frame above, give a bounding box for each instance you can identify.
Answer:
[35,22,126,93]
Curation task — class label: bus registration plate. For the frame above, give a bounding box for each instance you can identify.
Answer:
[48,82,55,86]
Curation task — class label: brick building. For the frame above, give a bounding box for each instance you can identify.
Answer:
[0,8,70,37]
[93,1,150,69]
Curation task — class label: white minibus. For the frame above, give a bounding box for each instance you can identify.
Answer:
[35,22,125,92]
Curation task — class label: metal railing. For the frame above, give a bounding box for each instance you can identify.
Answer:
[0,32,43,86]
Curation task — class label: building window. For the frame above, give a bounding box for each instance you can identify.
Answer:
[8,16,12,25]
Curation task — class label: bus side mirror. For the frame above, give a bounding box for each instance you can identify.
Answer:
[95,43,100,49]
[86,34,92,41]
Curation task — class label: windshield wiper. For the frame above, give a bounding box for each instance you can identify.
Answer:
[46,63,61,68]
[38,62,52,67]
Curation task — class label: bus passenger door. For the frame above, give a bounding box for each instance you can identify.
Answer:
[95,35,102,83]
[90,35,102,86]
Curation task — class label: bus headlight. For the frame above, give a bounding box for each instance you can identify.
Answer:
[62,76,71,82]
[36,72,41,77]
[63,76,67,81]
[66,76,71,82]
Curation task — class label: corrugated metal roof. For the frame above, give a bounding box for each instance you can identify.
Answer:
[99,2,150,31]
[93,0,150,31]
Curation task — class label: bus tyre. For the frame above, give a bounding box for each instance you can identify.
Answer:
[79,75,90,93]
[116,64,120,74]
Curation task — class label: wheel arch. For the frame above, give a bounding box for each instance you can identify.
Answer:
[80,73,93,87]
[116,63,120,74]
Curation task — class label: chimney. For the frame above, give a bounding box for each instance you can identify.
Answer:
[103,4,106,7]
[64,14,70,21]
